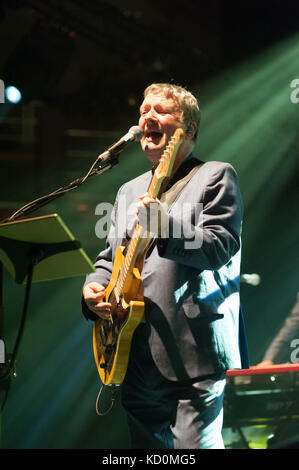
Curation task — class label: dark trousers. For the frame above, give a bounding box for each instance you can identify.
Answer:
[121,328,225,449]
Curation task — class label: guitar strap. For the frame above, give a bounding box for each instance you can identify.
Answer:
[159,158,204,209]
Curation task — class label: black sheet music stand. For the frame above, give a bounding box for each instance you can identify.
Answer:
[0,213,95,423]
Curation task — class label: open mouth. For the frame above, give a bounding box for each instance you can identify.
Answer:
[145,130,163,142]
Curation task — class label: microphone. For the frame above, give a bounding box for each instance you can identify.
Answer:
[98,126,143,163]
[240,273,261,286]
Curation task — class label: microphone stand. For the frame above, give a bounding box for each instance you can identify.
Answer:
[1,150,120,224]
[0,145,123,414]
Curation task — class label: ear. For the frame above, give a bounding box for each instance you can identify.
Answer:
[185,121,197,140]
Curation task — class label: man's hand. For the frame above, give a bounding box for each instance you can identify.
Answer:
[82,282,112,320]
[136,193,169,237]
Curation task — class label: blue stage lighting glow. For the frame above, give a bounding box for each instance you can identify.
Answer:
[5,86,22,104]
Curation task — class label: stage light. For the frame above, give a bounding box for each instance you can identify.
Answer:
[5,85,22,104]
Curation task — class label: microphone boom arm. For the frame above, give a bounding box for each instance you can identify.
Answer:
[1,138,130,224]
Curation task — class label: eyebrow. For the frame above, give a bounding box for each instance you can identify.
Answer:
[139,102,175,114]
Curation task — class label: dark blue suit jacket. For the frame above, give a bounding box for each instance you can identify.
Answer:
[83,157,249,381]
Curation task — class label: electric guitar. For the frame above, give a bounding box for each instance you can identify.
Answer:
[93,128,184,385]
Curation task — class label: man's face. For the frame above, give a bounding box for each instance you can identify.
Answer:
[138,92,184,166]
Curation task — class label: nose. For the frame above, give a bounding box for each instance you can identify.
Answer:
[143,107,158,122]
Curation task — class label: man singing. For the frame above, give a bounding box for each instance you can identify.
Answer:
[82,83,248,449]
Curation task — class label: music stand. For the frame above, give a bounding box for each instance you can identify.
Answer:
[0,213,95,424]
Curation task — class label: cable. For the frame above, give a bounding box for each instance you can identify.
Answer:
[0,261,34,411]
[95,384,118,416]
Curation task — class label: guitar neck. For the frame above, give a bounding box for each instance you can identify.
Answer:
[114,128,184,297]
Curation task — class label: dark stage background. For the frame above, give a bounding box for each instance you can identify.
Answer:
[0,0,298,449]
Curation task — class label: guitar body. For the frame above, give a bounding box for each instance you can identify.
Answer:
[92,245,145,385]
